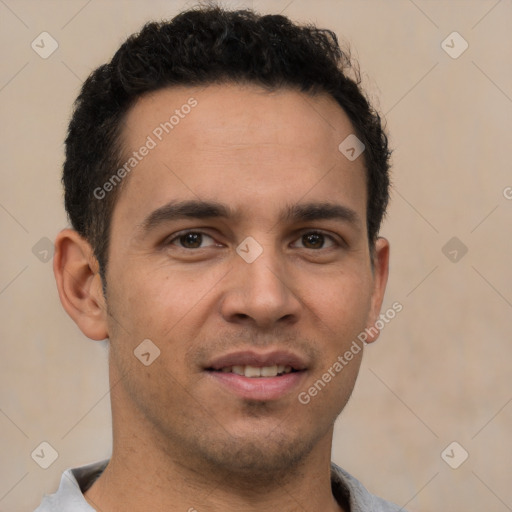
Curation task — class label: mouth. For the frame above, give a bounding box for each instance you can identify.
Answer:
[207,364,298,378]
[204,351,308,401]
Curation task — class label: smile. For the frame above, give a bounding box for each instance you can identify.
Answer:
[204,350,308,401]
[210,364,295,378]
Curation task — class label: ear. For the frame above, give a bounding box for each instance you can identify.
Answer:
[53,229,108,341]
[364,236,390,344]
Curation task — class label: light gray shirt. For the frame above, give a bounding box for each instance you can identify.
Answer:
[34,459,407,511]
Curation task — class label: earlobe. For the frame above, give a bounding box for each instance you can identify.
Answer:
[53,229,108,341]
[364,236,390,344]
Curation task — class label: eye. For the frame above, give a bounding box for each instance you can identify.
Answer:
[165,229,341,251]
[291,231,338,250]
[167,231,218,249]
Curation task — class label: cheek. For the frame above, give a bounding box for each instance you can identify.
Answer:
[110,263,215,331]
[296,268,373,335]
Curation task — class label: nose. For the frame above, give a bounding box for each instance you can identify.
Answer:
[219,244,301,329]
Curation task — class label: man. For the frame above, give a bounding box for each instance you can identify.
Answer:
[36,5,404,511]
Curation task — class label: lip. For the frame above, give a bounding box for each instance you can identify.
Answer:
[207,371,306,401]
[205,350,308,371]
[204,349,308,401]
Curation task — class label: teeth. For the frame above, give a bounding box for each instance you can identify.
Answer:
[232,365,245,376]
[244,365,262,378]
[260,365,278,377]
[218,365,294,377]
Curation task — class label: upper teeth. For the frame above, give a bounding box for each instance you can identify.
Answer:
[220,365,292,377]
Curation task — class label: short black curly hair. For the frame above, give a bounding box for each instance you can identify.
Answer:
[63,5,391,282]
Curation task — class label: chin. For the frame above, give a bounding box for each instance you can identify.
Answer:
[194,423,319,483]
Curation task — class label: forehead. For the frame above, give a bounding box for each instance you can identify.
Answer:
[122,83,354,156]
[113,83,367,229]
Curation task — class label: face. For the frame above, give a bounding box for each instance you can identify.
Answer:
[101,83,388,479]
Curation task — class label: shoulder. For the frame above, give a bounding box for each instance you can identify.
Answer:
[331,462,408,512]
[33,459,109,512]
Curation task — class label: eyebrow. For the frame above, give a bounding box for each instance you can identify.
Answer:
[138,199,361,235]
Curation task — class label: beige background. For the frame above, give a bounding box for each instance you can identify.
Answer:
[1,0,511,510]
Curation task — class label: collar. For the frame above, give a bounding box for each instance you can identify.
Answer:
[35,459,405,512]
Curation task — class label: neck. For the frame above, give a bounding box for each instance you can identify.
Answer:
[85,432,345,512]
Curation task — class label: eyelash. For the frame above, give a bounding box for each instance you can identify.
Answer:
[165,229,342,250]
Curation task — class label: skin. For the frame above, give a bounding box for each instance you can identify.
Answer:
[54,83,389,512]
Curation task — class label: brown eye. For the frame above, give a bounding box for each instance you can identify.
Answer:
[293,231,337,250]
[179,232,203,248]
[168,231,216,249]
[302,232,324,249]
